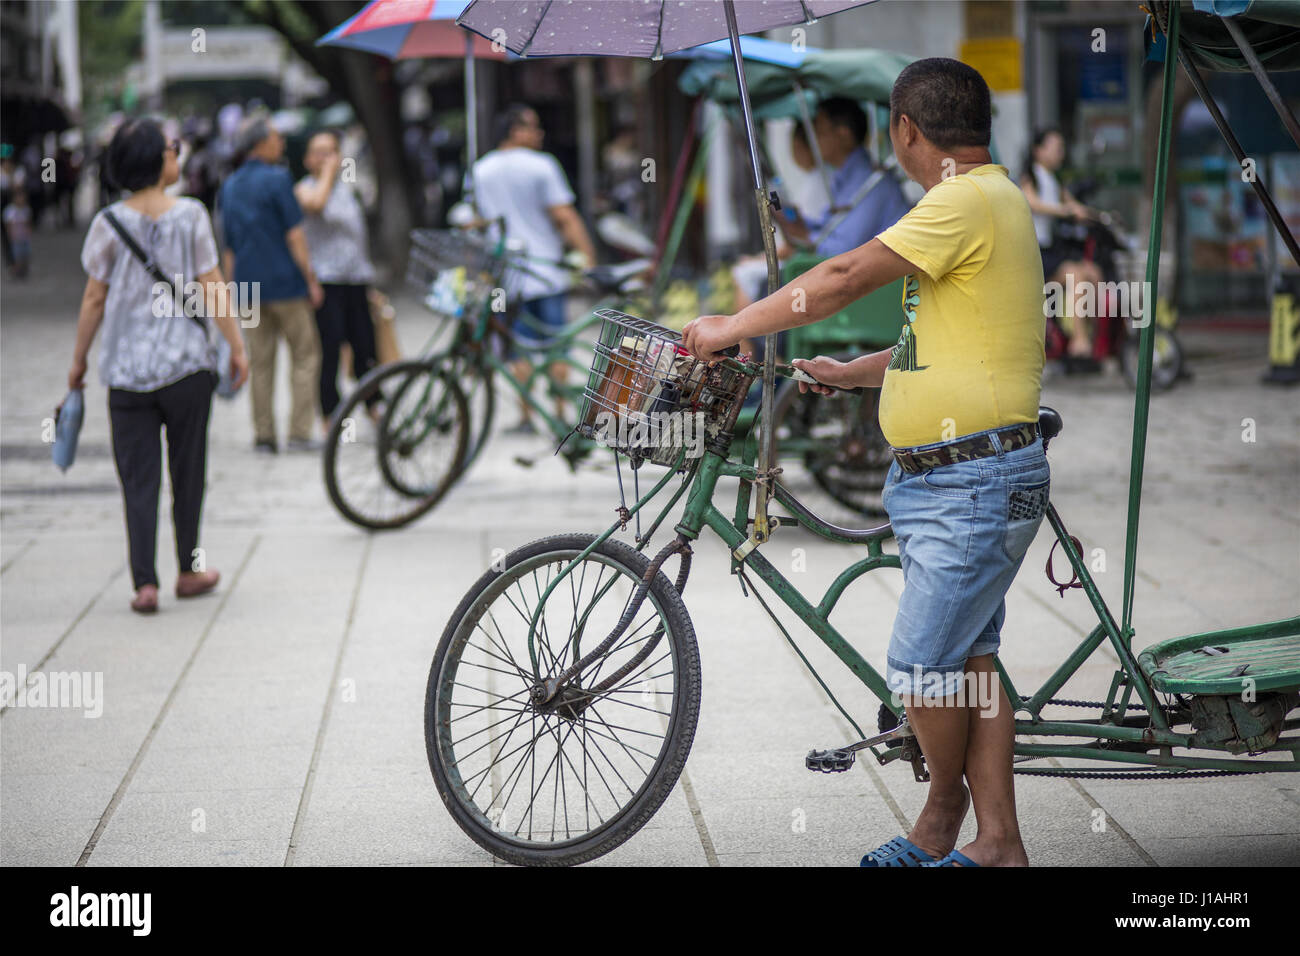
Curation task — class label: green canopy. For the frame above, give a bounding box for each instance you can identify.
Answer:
[679,48,917,109]
[1168,0,1300,71]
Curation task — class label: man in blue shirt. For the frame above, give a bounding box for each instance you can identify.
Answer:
[220,118,323,453]
[783,97,911,257]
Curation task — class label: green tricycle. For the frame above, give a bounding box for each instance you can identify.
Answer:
[422,0,1300,866]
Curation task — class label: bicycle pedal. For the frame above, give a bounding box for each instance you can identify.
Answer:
[805,748,856,773]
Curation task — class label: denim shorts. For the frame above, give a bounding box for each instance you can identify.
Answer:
[509,293,567,355]
[881,429,1050,699]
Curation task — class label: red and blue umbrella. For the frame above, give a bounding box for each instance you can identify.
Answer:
[319,0,504,60]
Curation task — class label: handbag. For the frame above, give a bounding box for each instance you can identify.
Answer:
[102,209,239,398]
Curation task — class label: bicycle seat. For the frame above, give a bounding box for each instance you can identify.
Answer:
[585,259,652,295]
[1038,406,1063,443]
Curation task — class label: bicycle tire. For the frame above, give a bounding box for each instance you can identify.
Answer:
[1120,327,1183,392]
[425,533,701,866]
[323,359,469,530]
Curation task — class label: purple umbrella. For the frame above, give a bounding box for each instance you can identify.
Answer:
[457,0,877,540]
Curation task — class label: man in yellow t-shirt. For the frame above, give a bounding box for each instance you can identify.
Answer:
[684,58,1048,868]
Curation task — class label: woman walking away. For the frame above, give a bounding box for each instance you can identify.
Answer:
[69,118,249,614]
[294,129,378,431]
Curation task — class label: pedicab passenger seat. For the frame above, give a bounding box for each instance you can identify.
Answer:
[781,252,906,356]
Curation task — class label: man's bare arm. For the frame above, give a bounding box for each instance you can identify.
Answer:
[547,204,597,268]
[720,238,915,344]
[285,225,323,307]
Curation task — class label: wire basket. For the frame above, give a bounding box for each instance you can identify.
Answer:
[577,309,753,468]
[407,228,505,321]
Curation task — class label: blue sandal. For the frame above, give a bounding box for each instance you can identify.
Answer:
[860,836,936,867]
[923,849,981,867]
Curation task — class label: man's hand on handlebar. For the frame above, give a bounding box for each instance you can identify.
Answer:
[791,355,855,395]
[682,314,741,364]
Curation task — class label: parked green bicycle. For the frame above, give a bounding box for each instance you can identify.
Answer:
[322,227,650,530]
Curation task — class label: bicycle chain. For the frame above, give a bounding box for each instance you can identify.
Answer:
[1038,697,1147,711]
[1013,767,1253,780]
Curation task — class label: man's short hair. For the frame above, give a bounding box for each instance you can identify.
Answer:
[235,116,272,164]
[493,103,535,147]
[890,58,991,150]
[817,96,867,145]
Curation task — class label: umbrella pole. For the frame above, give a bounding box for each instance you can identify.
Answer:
[464,33,478,205]
[724,0,780,546]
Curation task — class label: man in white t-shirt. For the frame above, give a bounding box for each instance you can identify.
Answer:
[473,104,596,433]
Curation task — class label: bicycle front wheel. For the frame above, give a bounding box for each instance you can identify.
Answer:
[323,359,469,530]
[425,533,700,866]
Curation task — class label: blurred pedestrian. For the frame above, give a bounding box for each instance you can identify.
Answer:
[473,104,596,432]
[3,186,32,278]
[68,118,249,614]
[295,129,378,430]
[1019,127,1100,372]
[1,152,22,266]
[219,117,323,453]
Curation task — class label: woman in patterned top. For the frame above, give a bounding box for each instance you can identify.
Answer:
[69,118,249,614]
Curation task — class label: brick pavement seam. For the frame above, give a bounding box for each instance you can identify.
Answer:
[284,535,373,867]
[747,567,915,839]
[74,536,261,866]
[1031,742,1159,867]
[675,768,719,867]
[0,538,35,575]
[0,560,126,719]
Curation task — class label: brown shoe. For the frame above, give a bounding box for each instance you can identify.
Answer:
[176,569,220,599]
[131,584,159,614]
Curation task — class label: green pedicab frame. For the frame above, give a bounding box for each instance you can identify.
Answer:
[509,0,1300,780]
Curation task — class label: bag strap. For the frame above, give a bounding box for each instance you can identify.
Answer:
[1046,535,1085,598]
[103,209,208,334]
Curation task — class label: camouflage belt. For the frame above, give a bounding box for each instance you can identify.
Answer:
[892,423,1039,474]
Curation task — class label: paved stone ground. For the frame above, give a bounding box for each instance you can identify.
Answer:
[2,229,1298,866]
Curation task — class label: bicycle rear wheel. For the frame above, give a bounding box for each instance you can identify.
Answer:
[425,533,700,866]
[323,359,469,530]
[773,367,891,517]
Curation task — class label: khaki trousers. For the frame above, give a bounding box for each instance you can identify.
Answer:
[247,297,321,443]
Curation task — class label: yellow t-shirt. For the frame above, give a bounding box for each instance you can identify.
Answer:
[874,164,1045,448]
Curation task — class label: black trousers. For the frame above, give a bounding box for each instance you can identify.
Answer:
[315,283,377,417]
[108,371,215,590]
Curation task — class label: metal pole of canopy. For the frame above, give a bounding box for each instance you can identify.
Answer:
[1220,15,1300,152]
[724,0,781,545]
[1175,43,1300,267]
[1121,0,1181,644]
[791,79,836,203]
[464,32,478,205]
